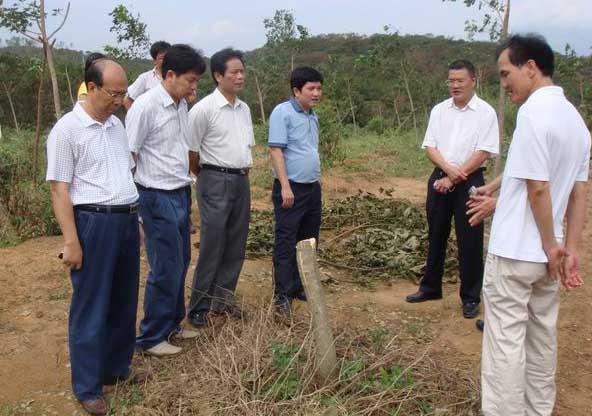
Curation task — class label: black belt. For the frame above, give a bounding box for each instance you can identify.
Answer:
[75,203,139,214]
[136,183,190,193]
[201,164,249,175]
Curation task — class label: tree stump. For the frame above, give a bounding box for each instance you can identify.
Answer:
[296,238,337,382]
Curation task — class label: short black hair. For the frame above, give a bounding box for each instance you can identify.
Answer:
[84,52,106,73]
[496,33,554,77]
[150,41,171,60]
[161,44,206,78]
[290,67,323,94]
[210,48,244,85]
[448,59,476,78]
[85,59,108,87]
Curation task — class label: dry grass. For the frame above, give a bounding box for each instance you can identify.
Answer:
[107,298,480,415]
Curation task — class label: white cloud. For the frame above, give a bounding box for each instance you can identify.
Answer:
[512,0,592,30]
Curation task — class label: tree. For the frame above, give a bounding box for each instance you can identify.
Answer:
[443,0,510,175]
[263,9,309,71]
[0,0,70,120]
[104,5,150,60]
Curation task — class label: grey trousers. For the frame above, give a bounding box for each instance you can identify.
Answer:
[188,169,250,314]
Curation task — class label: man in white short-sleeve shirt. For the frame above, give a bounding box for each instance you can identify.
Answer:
[47,59,141,415]
[406,59,499,320]
[468,34,590,416]
[187,48,255,328]
[123,41,170,110]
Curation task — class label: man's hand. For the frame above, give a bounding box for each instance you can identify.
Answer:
[444,165,468,184]
[434,177,453,194]
[62,241,83,270]
[281,185,295,209]
[473,184,494,197]
[466,195,497,226]
[545,245,567,282]
[561,251,584,289]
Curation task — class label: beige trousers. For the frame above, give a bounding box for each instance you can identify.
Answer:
[481,253,559,416]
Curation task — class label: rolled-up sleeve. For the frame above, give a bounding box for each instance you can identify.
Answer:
[421,106,439,149]
[126,102,149,153]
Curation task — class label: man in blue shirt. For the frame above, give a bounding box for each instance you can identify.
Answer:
[268,67,323,318]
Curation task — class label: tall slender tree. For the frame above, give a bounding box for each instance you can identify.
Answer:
[0,0,70,120]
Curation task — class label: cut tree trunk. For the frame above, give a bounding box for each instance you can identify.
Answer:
[296,238,338,383]
[38,0,62,119]
[254,73,266,127]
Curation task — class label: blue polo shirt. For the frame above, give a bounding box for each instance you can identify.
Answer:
[268,98,320,184]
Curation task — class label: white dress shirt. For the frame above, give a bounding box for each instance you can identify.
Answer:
[46,104,138,205]
[488,86,591,262]
[127,68,162,101]
[188,88,255,168]
[422,94,499,166]
[126,84,192,190]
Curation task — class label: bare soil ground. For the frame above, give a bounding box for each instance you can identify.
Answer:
[0,176,590,415]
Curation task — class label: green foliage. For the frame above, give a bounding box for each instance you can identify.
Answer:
[246,192,459,283]
[262,341,301,400]
[263,9,309,49]
[0,128,59,246]
[315,100,348,167]
[104,5,150,60]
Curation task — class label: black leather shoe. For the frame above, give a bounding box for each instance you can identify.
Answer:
[476,319,484,332]
[463,302,480,319]
[188,311,210,328]
[293,290,307,302]
[274,296,292,320]
[79,397,108,415]
[405,290,443,303]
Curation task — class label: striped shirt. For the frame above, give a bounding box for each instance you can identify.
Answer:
[126,83,192,190]
[46,103,138,205]
[188,88,255,168]
[127,68,162,100]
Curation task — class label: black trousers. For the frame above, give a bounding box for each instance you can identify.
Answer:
[272,180,322,300]
[420,167,485,304]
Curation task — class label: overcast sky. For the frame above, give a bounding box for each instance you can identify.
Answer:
[1,0,590,57]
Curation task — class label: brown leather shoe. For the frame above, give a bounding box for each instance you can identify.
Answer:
[79,397,108,415]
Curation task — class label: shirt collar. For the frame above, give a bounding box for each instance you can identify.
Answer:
[527,85,564,102]
[73,103,115,128]
[152,67,162,81]
[155,83,180,108]
[213,87,242,109]
[449,94,478,111]
[290,97,314,115]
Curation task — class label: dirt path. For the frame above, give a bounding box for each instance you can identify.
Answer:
[0,177,590,415]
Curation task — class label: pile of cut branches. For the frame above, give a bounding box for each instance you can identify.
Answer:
[246,191,459,283]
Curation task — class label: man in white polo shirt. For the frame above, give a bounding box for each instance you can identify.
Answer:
[47,59,141,415]
[468,34,590,415]
[127,44,206,357]
[406,59,499,320]
[123,41,170,110]
[187,48,255,327]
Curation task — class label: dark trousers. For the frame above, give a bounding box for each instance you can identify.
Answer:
[136,187,191,350]
[69,209,139,400]
[420,168,484,304]
[189,169,250,314]
[272,180,322,299]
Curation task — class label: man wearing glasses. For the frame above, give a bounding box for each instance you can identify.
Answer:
[127,44,206,357]
[405,60,499,320]
[47,59,142,415]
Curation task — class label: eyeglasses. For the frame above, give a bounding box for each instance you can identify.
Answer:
[98,86,128,100]
[445,78,471,86]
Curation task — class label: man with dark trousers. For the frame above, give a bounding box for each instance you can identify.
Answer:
[187,48,255,327]
[127,44,206,356]
[47,59,141,415]
[268,67,324,318]
[406,60,499,319]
